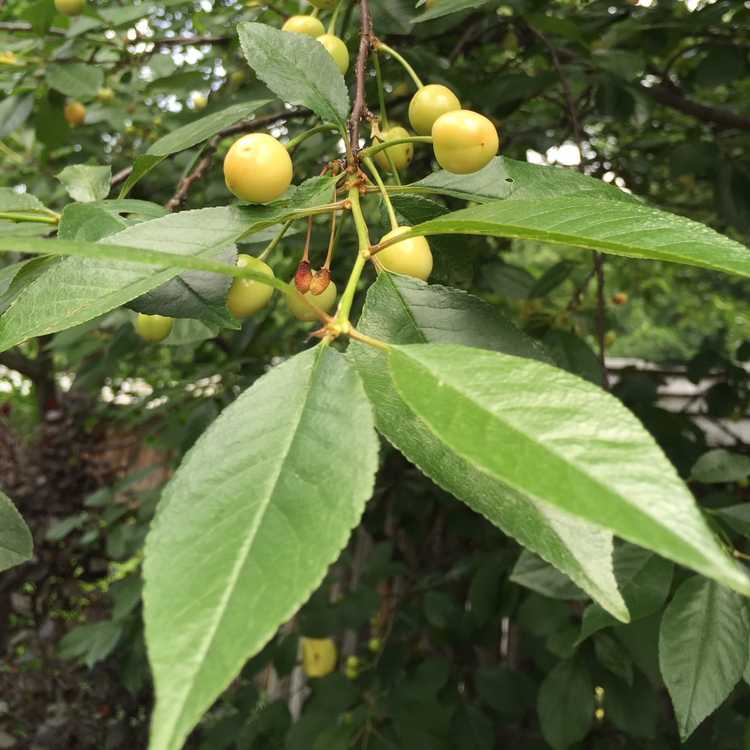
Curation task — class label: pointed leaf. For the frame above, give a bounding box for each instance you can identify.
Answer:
[409,195,750,278]
[350,274,629,620]
[0,490,33,572]
[387,343,750,596]
[659,576,750,740]
[56,165,112,203]
[143,347,378,750]
[238,22,349,126]
[46,62,103,98]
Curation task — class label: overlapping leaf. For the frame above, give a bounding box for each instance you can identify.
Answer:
[143,346,378,750]
[0,491,33,573]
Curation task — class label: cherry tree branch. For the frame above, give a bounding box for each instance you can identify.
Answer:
[348,0,373,159]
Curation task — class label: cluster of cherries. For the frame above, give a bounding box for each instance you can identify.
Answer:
[135,2,501,342]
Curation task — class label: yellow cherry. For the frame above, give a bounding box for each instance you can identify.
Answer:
[301,637,337,678]
[316,34,349,75]
[227,255,275,318]
[135,313,173,343]
[376,227,432,281]
[97,87,114,102]
[191,93,208,110]
[286,281,337,321]
[408,84,460,135]
[282,15,325,37]
[54,0,85,16]
[373,125,413,173]
[223,133,293,203]
[431,109,499,174]
[64,101,86,126]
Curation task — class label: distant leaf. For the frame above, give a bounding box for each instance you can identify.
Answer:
[410,194,750,279]
[527,260,576,298]
[56,165,112,203]
[58,620,123,669]
[238,22,349,126]
[542,329,603,385]
[537,659,593,750]
[712,504,750,540]
[369,0,414,34]
[0,95,34,139]
[659,576,750,740]
[117,155,164,199]
[0,491,33,572]
[0,188,47,213]
[46,63,103,98]
[510,551,587,600]
[414,0,491,22]
[691,448,750,483]
[350,274,629,621]
[143,347,378,750]
[409,157,637,203]
[578,545,673,641]
[387,344,750,596]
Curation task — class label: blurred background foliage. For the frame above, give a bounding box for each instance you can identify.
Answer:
[1,0,750,747]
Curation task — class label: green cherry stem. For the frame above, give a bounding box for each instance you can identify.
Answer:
[258,220,292,262]
[373,52,389,131]
[335,186,370,325]
[373,40,424,89]
[286,123,339,153]
[362,156,398,231]
[327,0,345,35]
[0,211,59,225]
[358,136,432,161]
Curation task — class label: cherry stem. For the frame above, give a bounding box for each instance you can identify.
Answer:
[258,220,291,262]
[0,211,58,225]
[327,0,345,35]
[302,215,314,263]
[334,186,371,325]
[362,156,398,231]
[286,122,339,153]
[358,135,432,161]
[373,52,389,131]
[323,208,337,269]
[373,40,424,89]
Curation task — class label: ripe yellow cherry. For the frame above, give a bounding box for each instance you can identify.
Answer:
[0,52,18,65]
[282,15,325,37]
[54,0,85,15]
[230,70,246,85]
[301,638,337,678]
[223,133,293,204]
[192,93,208,110]
[408,84,460,135]
[286,281,337,321]
[135,313,173,342]
[431,109,499,174]
[227,255,275,318]
[97,87,114,102]
[317,34,349,75]
[376,227,432,281]
[64,101,86,126]
[373,125,413,173]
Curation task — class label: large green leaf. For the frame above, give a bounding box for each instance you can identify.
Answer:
[0,188,48,213]
[238,23,349,127]
[0,490,33,573]
[350,274,629,621]
[119,100,271,197]
[408,196,750,278]
[659,576,750,740]
[537,658,593,750]
[386,344,750,596]
[46,63,103,98]
[56,165,112,203]
[143,346,378,750]
[406,157,637,204]
[413,0,491,22]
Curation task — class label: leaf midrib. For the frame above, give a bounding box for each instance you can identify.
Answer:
[165,347,324,747]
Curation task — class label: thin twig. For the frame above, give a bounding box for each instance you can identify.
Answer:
[348,0,373,159]
[165,145,216,211]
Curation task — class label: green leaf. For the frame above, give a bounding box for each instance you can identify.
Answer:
[58,204,129,241]
[238,22,349,126]
[0,95,34,140]
[0,182,333,350]
[120,100,272,199]
[143,346,378,750]
[386,344,750,596]
[659,576,750,740]
[147,100,273,157]
[691,448,750,483]
[578,545,673,641]
[350,274,629,621]
[537,658,593,750]
[713,504,750,539]
[46,62,103,99]
[58,620,123,668]
[0,188,47,213]
[510,551,587,600]
[413,0,491,22]
[56,165,112,203]
[408,156,637,204]
[409,195,750,279]
[0,490,33,573]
